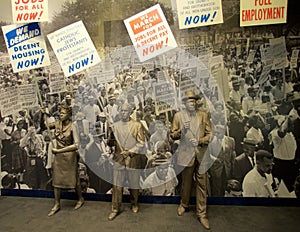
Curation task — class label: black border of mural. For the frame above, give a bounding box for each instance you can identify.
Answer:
[2,189,300,206]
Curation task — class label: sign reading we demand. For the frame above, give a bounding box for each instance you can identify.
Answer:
[240,0,287,27]
[124,4,177,62]
[2,22,50,73]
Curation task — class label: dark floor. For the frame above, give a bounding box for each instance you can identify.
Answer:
[0,196,299,232]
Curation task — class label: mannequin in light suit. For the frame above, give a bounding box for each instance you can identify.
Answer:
[171,91,211,230]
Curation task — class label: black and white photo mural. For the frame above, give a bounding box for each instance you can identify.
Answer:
[0,0,300,199]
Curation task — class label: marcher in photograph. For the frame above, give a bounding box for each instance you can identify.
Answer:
[242,150,275,197]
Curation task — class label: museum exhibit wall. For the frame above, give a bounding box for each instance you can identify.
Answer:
[0,0,300,204]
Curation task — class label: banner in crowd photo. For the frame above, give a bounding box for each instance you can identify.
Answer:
[11,0,48,23]
[269,36,287,69]
[175,0,224,29]
[154,81,177,115]
[124,4,178,62]
[47,20,101,77]
[240,0,287,27]
[18,83,38,109]
[0,86,21,117]
[49,72,66,93]
[290,49,299,69]
[2,22,51,73]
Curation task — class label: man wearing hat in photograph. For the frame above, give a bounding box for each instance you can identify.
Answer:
[171,91,211,230]
[0,171,30,189]
[142,142,178,196]
[82,95,101,130]
[62,94,74,107]
[233,138,258,185]
[229,79,241,106]
[242,86,262,115]
[85,127,112,194]
[104,95,119,123]
[95,111,109,140]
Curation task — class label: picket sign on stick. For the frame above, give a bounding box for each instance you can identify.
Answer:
[33,74,54,148]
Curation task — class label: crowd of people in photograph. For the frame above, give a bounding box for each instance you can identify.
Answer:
[1,32,300,199]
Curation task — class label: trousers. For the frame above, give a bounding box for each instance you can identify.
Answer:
[180,159,207,218]
[111,167,140,212]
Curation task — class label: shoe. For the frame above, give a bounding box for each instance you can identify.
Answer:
[108,211,118,221]
[131,205,139,213]
[199,217,210,230]
[177,205,186,216]
[47,205,60,217]
[74,198,84,210]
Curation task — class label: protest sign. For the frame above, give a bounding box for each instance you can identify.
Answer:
[154,81,176,115]
[124,4,177,62]
[179,66,199,94]
[290,49,299,69]
[176,0,224,29]
[0,87,21,117]
[212,68,229,102]
[240,0,287,27]
[269,36,287,70]
[246,49,256,64]
[210,55,224,77]
[18,83,38,109]
[2,22,51,73]
[49,72,66,93]
[91,70,115,84]
[257,59,273,85]
[11,0,48,23]
[47,21,101,77]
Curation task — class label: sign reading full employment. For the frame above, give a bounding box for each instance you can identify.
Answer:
[2,22,51,73]
[240,0,287,27]
[11,0,48,23]
[124,4,177,62]
[47,21,101,77]
[176,0,223,29]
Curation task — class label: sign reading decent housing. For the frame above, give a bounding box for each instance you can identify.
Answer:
[2,22,51,73]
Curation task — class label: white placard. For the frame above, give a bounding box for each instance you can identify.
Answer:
[47,21,101,77]
[124,4,178,62]
[176,0,224,29]
[240,0,287,27]
[11,0,48,23]
[2,22,51,73]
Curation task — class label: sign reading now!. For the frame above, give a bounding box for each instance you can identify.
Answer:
[124,4,177,62]
[11,0,48,23]
[176,0,224,29]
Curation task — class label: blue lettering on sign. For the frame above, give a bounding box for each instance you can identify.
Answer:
[68,55,94,74]
[17,58,40,69]
[5,23,41,48]
[184,13,211,25]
